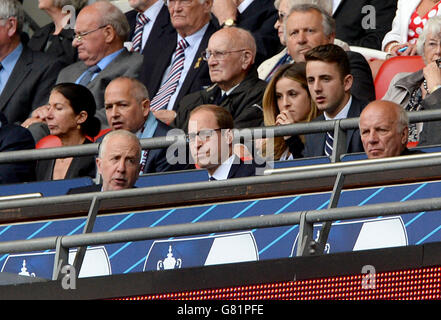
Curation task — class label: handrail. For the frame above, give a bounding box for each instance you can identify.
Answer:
[2,109,441,164]
[1,150,441,225]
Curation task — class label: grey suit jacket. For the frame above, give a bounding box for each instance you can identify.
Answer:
[56,48,143,126]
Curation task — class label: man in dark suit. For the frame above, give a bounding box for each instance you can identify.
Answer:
[187,104,259,180]
[68,130,141,193]
[0,111,36,184]
[359,100,423,159]
[103,76,178,174]
[332,0,397,50]
[0,0,63,125]
[138,0,219,126]
[303,44,368,158]
[285,2,375,102]
[125,0,170,55]
[25,1,143,132]
[211,0,280,65]
[173,27,266,131]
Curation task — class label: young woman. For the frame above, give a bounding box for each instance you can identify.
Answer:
[260,62,321,161]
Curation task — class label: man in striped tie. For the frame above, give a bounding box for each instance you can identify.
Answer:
[303,44,368,159]
[125,0,170,54]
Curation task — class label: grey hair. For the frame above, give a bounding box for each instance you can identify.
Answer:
[93,0,130,42]
[286,2,336,37]
[53,0,88,11]
[98,129,141,161]
[416,15,441,58]
[396,104,409,133]
[0,0,24,33]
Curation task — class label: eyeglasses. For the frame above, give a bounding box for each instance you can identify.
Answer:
[165,0,193,7]
[201,49,247,61]
[277,11,286,22]
[187,128,222,142]
[74,25,107,42]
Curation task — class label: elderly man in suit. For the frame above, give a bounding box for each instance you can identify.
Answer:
[303,44,368,158]
[125,0,170,55]
[25,1,144,132]
[139,0,219,126]
[0,0,63,125]
[68,130,141,193]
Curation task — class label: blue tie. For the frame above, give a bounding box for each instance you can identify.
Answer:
[78,65,101,86]
[324,131,334,157]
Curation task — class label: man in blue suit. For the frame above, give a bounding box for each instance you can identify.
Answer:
[303,44,369,158]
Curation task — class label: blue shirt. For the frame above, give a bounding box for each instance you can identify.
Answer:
[0,43,23,95]
[76,48,124,84]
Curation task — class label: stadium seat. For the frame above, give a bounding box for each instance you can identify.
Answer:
[90,128,111,142]
[35,135,62,149]
[374,55,425,100]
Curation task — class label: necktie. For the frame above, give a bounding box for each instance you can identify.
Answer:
[150,39,189,111]
[209,176,217,181]
[265,53,292,82]
[78,65,101,86]
[132,13,149,53]
[324,131,334,157]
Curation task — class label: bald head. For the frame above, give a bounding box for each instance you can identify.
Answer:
[359,100,409,159]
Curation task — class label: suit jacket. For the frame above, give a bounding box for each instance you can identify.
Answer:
[0,45,64,124]
[35,138,96,181]
[227,160,259,179]
[173,66,265,131]
[139,19,219,111]
[304,95,369,158]
[234,0,281,65]
[0,112,36,184]
[67,183,101,194]
[347,51,376,102]
[56,48,144,126]
[333,0,397,50]
[126,4,171,56]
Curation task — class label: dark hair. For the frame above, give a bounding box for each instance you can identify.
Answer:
[190,104,234,129]
[304,44,351,79]
[51,83,101,137]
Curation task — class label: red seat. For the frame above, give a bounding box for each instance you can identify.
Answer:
[86,128,111,142]
[35,135,62,149]
[374,55,425,100]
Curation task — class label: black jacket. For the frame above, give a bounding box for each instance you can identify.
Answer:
[173,67,266,131]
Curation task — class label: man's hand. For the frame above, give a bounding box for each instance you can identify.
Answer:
[152,109,177,125]
[211,0,238,25]
[21,105,50,128]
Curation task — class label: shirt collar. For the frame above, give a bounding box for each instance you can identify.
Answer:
[142,0,163,22]
[177,22,209,48]
[96,48,124,71]
[210,154,236,181]
[324,95,352,120]
[1,42,23,73]
[237,0,254,14]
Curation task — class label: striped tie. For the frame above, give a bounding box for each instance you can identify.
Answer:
[132,13,149,52]
[324,131,334,157]
[150,39,189,111]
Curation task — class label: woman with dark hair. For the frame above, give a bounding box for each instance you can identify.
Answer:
[28,0,87,66]
[36,83,101,181]
[259,62,321,161]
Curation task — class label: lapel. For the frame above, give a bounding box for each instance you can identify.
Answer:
[332,0,346,16]
[0,46,32,112]
[345,96,364,150]
[174,20,217,108]
[142,5,171,55]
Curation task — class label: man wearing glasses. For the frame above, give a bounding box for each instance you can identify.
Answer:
[139,0,218,126]
[173,27,266,131]
[187,104,258,180]
[26,1,143,130]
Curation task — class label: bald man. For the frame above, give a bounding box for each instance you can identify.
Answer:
[359,100,422,159]
[173,27,267,131]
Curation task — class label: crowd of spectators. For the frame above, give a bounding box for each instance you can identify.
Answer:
[0,0,440,187]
